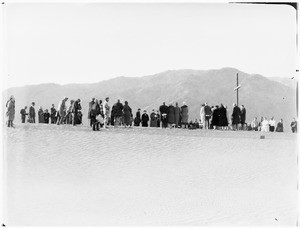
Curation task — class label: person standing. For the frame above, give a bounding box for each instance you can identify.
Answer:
[200,104,205,128]
[57,97,68,125]
[44,109,50,124]
[261,117,270,132]
[167,103,175,128]
[211,105,220,130]
[72,99,82,126]
[231,103,240,131]
[174,102,181,128]
[103,97,110,129]
[123,101,132,127]
[66,100,74,124]
[88,98,95,127]
[204,102,212,129]
[141,110,149,127]
[291,118,297,133]
[20,106,28,123]
[159,102,169,128]
[150,109,158,127]
[156,110,160,127]
[29,102,36,123]
[276,119,284,132]
[38,107,44,123]
[114,99,124,127]
[181,102,189,129]
[269,117,276,132]
[50,104,57,124]
[6,95,15,127]
[134,108,141,127]
[98,99,104,128]
[251,117,259,131]
[218,104,228,130]
[240,105,246,130]
[90,99,100,131]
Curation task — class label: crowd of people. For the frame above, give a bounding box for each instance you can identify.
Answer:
[5,95,298,133]
[17,96,83,126]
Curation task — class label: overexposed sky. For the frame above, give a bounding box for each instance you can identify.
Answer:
[1,2,297,89]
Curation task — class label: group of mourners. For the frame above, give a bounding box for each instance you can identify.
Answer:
[18,96,83,125]
[4,95,298,133]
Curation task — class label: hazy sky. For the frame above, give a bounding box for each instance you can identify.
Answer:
[2,2,297,89]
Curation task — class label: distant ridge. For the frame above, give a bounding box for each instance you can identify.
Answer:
[3,68,297,129]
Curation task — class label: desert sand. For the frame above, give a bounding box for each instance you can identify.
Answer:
[3,124,298,225]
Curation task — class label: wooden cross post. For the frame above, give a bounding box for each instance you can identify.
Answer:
[234,73,241,106]
[237,73,239,106]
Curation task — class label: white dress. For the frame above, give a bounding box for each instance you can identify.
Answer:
[261,120,269,132]
[200,107,205,124]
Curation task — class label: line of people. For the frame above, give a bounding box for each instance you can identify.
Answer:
[19,97,83,125]
[5,95,298,133]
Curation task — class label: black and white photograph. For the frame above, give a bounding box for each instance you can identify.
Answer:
[1,1,298,226]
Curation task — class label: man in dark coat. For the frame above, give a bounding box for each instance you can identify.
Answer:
[167,103,175,128]
[72,99,82,126]
[44,109,50,124]
[114,99,124,127]
[29,102,36,123]
[211,105,220,130]
[240,105,246,130]
[204,103,212,129]
[50,104,57,124]
[134,108,141,126]
[181,102,189,129]
[174,102,181,128]
[159,102,169,128]
[20,106,28,123]
[141,110,149,127]
[123,101,132,127]
[231,104,241,131]
[88,98,95,127]
[218,104,228,129]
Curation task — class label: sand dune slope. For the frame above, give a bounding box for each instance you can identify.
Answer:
[3,124,298,225]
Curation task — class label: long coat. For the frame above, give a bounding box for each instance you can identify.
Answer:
[123,104,132,126]
[240,107,246,124]
[29,106,35,118]
[88,101,95,119]
[218,106,228,127]
[181,105,189,123]
[141,113,149,127]
[211,108,219,126]
[174,106,181,126]
[167,105,175,124]
[200,106,205,124]
[150,112,158,127]
[134,111,141,126]
[6,100,15,121]
[58,100,67,117]
[103,101,110,117]
[38,109,44,123]
[72,101,82,125]
[231,106,241,125]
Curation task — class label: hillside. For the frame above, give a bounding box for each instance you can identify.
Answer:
[3,68,297,130]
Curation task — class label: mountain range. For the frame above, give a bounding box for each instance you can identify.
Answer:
[3,67,297,130]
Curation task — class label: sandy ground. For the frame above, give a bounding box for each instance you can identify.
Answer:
[2,123,298,226]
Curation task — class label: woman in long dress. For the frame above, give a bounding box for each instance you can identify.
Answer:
[261,117,269,132]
